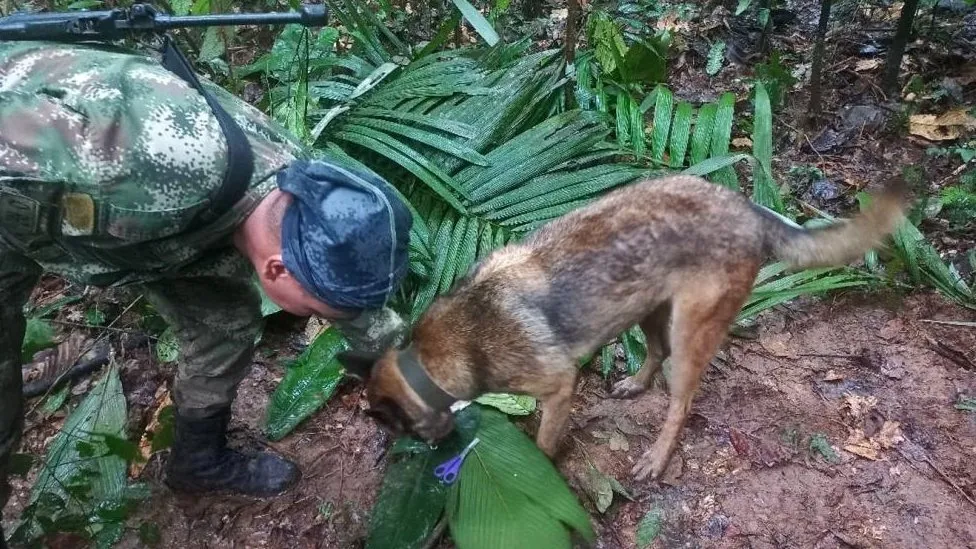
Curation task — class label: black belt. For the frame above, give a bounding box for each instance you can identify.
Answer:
[158,35,255,228]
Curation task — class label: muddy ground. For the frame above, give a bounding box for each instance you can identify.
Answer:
[4,0,976,547]
[9,287,975,549]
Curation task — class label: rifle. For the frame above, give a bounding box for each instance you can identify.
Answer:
[0,3,328,41]
[0,3,330,229]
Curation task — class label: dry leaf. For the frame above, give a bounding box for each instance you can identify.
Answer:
[908,109,976,141]
[131,389,172,478]
[732,137,753,148]
[609,430,630,452]
[842,393,879,421]
[855,59,882,72]
[844,420,903,461]
[824,369,845,381]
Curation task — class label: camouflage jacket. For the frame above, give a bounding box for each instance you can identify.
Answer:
[0,40,308,287]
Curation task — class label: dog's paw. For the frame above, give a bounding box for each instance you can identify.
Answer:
[631,448,669,481]
[611,376,649,399]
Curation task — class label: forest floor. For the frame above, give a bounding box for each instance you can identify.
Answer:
[4,0,976,547]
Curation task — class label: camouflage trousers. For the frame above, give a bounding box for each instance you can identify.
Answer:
[0,240,264,513]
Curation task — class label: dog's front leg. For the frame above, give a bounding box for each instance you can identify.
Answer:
[534,371,578,458]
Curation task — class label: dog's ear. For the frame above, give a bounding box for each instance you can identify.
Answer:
[337,350,381,381]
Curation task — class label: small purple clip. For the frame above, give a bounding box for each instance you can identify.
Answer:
[433,437,481,485]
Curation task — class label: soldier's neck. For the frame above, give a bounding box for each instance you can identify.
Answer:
[234,190,286,266]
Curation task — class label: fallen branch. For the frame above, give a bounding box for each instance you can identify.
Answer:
[23,355,110,399]
[923,455,976,509]
[422,516,448,549]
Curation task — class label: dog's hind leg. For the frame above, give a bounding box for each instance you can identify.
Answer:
[631,273,753,481]
[534,366,578,458]
[611,303,672,399]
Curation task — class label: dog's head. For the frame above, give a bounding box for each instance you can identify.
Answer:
[339,349,456,445]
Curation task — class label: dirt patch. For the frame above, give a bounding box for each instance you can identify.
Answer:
[6,290,972,548]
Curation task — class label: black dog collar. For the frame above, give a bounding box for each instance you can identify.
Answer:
[397,346,457,411]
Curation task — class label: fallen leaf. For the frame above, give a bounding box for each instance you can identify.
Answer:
[842,393,879,421]
[591,430,612,440]
[636,507,664,548]
[855,59,882,72]
[131,389,172,478]
[824,369,845,381]
[844,420,903,461]
[609,430,630,452]
[908,109,976,141]
[609,477,633,500]
[614,416,645,437]
[583,465,615,513]
[732,137,753,148]
[729,428,752,457]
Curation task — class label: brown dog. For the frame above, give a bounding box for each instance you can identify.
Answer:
[340,175,908,480]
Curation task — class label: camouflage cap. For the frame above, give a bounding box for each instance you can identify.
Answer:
[277,159,411,312]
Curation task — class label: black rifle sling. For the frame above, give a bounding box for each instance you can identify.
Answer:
[159,34,255,227]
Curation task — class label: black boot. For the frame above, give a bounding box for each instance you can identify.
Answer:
[164,408,300,497]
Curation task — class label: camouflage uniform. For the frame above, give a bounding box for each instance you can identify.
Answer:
[0,41,405,513]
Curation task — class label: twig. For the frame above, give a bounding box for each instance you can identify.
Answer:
[24,295,143,415]
[920,319,976,328]
[337,457,345,502]
[932,160,972,190]
[422,517,448,549]
[922,455,976,509]
[49,319,148,336]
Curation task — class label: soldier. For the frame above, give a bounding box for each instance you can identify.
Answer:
[0,39,411,544]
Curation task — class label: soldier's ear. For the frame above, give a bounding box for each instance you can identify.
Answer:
[337,350,382,381]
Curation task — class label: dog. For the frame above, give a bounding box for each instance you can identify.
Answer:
[340,174,909,481]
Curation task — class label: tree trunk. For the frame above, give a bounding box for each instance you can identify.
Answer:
[882,0,921,97]
[564,0,580,108]
[806,0,832,124]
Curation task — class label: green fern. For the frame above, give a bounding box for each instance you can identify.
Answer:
[706,40,726,76]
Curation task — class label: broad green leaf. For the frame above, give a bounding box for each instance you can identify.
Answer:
[683,153,750,177]
[650,86,673,163]
[450,0,500,45]
[155,327,180,364]
[636,507,663,548]
[198,27,226,62]
[668,101,694,168]
[21,317,55,363]
[40,384,70,416]
[689,103,717,165]
[26,364,127,540]
[344,116,489,167]
[601,341,616,378]
[621,39,668,86]
[474,393,537,415]
[751,81,783,212]
[264,327,350,440]
[365,442,457,549]
[582,464,615,513]
[170,0,193,15]
[256,280,283,317]
[735,0,755,15]
[709,92,738,189]
[706,40,726,76]
[446,407,595,548]
[367,406,481,549]
[591,13,627,74]
[621,326,647,375]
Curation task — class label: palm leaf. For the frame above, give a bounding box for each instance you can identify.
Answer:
[709,92,738,189]
[668,101,694,168]
[689,102,717,165]
[751,81,783,212]
[649,85,673,162]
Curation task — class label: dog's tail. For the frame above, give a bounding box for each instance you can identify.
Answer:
[755,182,911,270]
